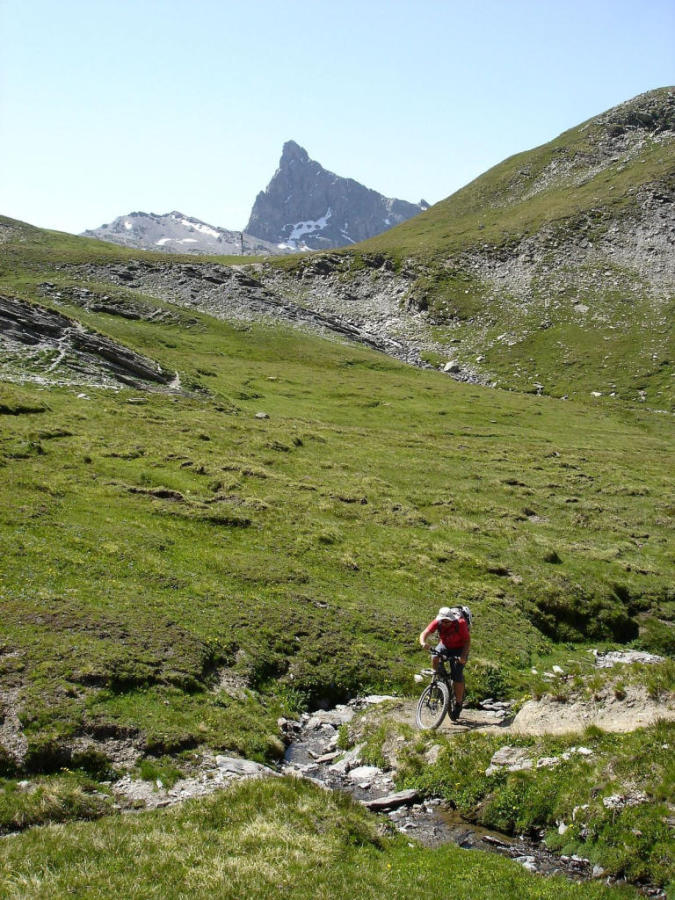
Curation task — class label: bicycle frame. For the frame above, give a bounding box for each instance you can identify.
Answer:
[430,654,455,693]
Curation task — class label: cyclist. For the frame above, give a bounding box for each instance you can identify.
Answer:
[419,606,470,721]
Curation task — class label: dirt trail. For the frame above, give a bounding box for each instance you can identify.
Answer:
[392,684,674,737]
[509,685,675,736]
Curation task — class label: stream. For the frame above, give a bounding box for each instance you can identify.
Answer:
[279,696,663,895]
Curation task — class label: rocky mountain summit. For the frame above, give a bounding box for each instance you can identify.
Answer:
[245,140,429,250]
[81,211,287,256]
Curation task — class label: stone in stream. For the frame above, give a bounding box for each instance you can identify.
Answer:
[363,789,420,811]
[328,744,363,775]
[348,765,382,783]
[515,855,538,872]
[215,756,278,779]
[482,834,510,848]
[315,751,340,763]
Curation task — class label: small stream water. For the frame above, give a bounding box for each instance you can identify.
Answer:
[279,698,663,895]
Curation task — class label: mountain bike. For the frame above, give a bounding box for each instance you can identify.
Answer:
[416,650,456,729]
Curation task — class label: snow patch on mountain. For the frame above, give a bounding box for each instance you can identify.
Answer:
[283,208,333,247]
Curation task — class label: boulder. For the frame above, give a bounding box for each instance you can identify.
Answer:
[486,746,533,776]
[214,756,277,779]
[348,765,382,783]
[363,789,420,811]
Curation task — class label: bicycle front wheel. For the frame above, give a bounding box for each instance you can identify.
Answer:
[416,680,450,730]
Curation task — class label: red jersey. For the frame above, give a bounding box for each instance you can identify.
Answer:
[429,617,469,650]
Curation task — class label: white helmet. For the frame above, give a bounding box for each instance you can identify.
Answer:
[437,606,455,621]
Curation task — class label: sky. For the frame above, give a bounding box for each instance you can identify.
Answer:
[1,0,673,236]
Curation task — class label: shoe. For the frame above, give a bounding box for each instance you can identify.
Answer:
[450,703,463,721]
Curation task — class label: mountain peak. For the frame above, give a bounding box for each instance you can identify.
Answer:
[246,143,426,249]
[281,140,310,165]
[80,210,290,256]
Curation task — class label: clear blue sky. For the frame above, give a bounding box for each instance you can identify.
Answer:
[1,0,673,235]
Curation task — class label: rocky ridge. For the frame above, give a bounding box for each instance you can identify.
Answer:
[82,210,291,257]
[75,258,453,373]
[75,165,674,397]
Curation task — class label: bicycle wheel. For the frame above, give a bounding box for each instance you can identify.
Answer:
[416,680,451,730]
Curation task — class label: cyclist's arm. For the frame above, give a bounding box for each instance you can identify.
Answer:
[419,623,436,648]
[459,632,471,665]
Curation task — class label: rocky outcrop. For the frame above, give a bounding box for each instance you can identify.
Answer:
[510,684,675,735]
[76,259,435,370]
[0,294,175,390]
[112,755,278,811]
[246,140,428,249]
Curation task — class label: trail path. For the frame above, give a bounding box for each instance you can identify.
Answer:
[393,683,675,737]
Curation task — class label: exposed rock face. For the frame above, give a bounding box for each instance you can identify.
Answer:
[82,211,287,256]
[245,140,428,249]
[0,293,175,390]
[77,258,435,370]
[510,684,675,735]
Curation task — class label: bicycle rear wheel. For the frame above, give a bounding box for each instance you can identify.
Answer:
[416,680,450,730]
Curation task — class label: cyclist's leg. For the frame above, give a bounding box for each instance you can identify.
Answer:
[449,656,465,704]
[431,642,444,672]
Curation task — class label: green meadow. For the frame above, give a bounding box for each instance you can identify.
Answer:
[1,278,672,769]
[0,86,673,895]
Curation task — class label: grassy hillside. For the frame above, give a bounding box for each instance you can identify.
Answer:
[310,88,674,407]
[0,778,630,900]
[0,100,673,892]
[360,88,674,260]
[1,227,673,774]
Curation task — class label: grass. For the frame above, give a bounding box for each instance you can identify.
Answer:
[274,87,674,408]
[0,772,113,834]
[0,777,635,900]
[0,264,673,766]
[359,88,675,261]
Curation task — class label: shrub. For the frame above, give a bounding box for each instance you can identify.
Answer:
[525,582,638,642]
[635,617,675,656]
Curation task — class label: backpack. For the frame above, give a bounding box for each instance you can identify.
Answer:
[457,605,472,631]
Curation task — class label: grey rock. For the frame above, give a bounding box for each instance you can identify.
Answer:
[486,746,533,776]
[315,751,340,763]
[537,756,561,769]
[214,756,277,779]
[364,789,420,811]
[602,791,648,810]
[348,765,382,783]
[308,706,354,726]
[515,855,537,872]
[0,294,174,391]
[593,650,665,668]
[328,744,363,776]
[360,694,399,705]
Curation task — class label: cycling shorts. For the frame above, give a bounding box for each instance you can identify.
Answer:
[435,643,465,682]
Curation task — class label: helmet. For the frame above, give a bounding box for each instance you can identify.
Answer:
[437,606,454,621]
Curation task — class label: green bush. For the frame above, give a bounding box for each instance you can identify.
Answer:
[636,616,675,656]
[526,583,638,642]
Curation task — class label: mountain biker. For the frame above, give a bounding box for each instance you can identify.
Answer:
[419,606,470,721]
